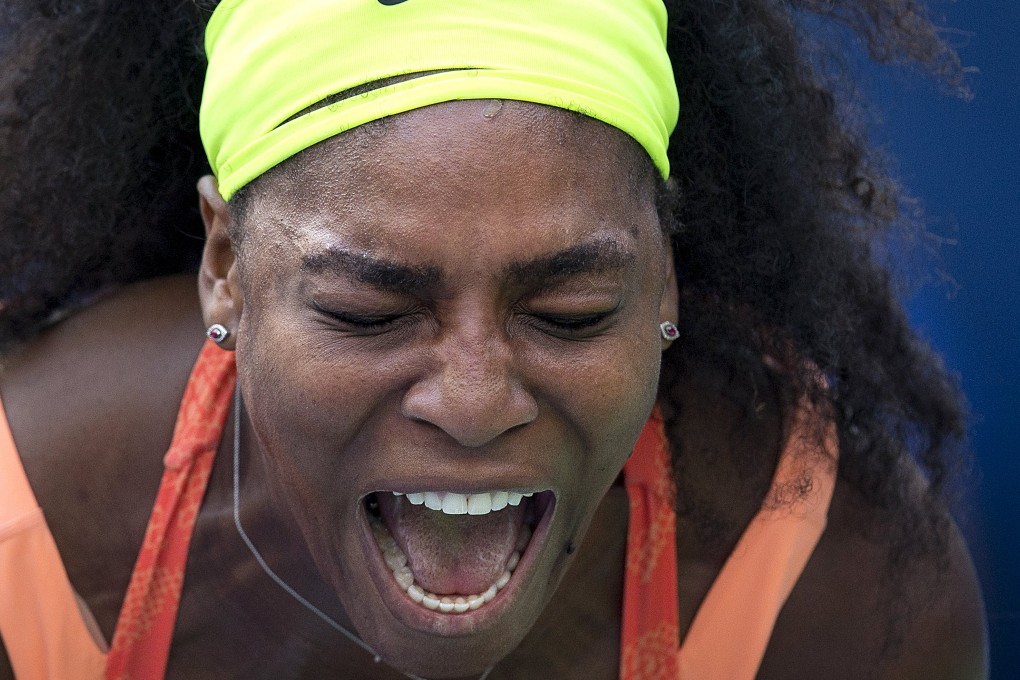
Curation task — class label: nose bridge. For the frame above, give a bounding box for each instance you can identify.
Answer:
[441,317,506,394]
[402,314,537,447]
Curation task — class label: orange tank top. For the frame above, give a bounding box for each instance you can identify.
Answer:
[0,341,836,679]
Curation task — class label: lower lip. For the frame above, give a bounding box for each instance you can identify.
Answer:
[358,494,556,636]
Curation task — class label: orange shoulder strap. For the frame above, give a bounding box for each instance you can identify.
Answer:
[619,398,837,680]
[104,341,235,680]
[676,397,837,679]
[620,409,680,679]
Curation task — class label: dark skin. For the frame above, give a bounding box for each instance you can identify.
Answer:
[0,102,986,678]
[194,101,673,678]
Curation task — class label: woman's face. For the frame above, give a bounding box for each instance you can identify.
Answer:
[207,100,674,676]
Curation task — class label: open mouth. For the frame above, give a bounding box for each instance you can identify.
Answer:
[364,489,555,616]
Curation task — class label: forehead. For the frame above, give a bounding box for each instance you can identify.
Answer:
[234,100,660,267]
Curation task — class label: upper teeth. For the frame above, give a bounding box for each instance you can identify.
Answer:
[392,490,534,516]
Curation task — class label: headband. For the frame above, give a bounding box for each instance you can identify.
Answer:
[201,0,679,201]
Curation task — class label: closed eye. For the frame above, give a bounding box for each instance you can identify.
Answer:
[313,302,405,332]
[529,310,615,337]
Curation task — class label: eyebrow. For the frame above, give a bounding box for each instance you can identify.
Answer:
[302,247,441,293]
[301,239,635,294]
[504,240,636,289]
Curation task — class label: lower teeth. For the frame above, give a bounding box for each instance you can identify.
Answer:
[371,516,530,614]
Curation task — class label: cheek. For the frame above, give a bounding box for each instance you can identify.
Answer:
[235,304,373,501]
[535,300,664,434]
[234,320,393,597]
[532,328,663,491]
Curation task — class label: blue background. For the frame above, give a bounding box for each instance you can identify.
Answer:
[857,3,1018,676]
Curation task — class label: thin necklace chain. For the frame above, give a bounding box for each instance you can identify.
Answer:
[231,384,493,680]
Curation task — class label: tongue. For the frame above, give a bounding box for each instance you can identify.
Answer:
[377,494,524,595]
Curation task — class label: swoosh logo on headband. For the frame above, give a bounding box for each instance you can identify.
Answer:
[378,0,410,5]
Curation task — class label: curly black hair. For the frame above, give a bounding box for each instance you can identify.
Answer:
[0,0,207,336]
[0,0,969,635]
[652,0,969,635]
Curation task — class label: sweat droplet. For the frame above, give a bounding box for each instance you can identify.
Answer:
[482,100,503,118]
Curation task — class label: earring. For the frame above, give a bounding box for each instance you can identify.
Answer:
[659,321,679,341]
[206,323,231,344]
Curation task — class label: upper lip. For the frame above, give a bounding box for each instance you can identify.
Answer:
[380,488,543,495]
[360,475,557,501]
[373,489,548,516]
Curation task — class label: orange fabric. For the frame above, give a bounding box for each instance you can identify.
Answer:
[619,402,838,680]
[676,399,837,679]
[104,341,235,680]
[620,409,680,679]
[0,397,107,680]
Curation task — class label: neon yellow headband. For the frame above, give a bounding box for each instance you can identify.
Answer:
[201,0,679,201]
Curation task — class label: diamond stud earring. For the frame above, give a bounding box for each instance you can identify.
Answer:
[207,323,231,344]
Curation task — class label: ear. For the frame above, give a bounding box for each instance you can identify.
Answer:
[659,238,680,351]
[197,175,242,350]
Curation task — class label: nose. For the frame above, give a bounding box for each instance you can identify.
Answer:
[401,321,538,448]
